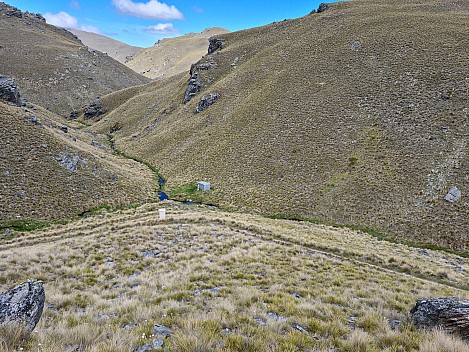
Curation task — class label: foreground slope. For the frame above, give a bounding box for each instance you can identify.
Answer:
[125,28,230,79]
[0,2,149,116]
[0,101,155,222]
[1,202,468,351]
[91,0,468,252]
[68,29,142,64]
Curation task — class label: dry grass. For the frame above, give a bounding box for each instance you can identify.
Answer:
[89,0,469,253]
[68,28,142,64]
[1,202,468,351]
[126,28,230,79]
[0,101,155,222]
[0,2,149,116]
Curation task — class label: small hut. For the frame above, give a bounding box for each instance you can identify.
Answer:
[197,181,211,191]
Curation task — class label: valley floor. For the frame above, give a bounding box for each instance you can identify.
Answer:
[1,202,468,351]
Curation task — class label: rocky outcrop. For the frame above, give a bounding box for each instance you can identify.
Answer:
[411,298,469,340]
[0,281,45,334]
[0,74,21,106]
[208,37,224,55]
[0,2,45,21]
[183,70,201,104]
[317,3,332,13]
[195,92,220,113]
[83,98,107,120]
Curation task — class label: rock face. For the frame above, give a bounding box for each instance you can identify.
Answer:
[183,70,201,104]
[195,92,220,113]
[0,2,45,21]
[83,98,107,120]
[317,3,332,13]
[0,74,21,106]
[208,37,224,55]
[410,298,469,341]
[0,281,45,334]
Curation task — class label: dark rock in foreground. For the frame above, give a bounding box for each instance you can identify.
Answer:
[411,298,469,341]
[0,74,21,106]
[0,280,45,334]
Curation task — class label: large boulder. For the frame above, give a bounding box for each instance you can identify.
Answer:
[0,74,21,106]
[0,281,45,334]
[410,298,469,341]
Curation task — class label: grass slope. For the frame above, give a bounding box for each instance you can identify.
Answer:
[0,202,468,351]
[0,2,149,116]
[68,29,142,64]
[125,28,230,79]
[0,101,155,223]
[90,0,469,253]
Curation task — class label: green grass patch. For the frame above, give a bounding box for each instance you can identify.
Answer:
[0,218,52,233]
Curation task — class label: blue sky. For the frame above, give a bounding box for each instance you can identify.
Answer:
[6,0,326,47]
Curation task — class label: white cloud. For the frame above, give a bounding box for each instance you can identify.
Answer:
[80,25,102,34]
[144,23,178,35]
[44,11,79,29]
[112,0,183,20]
[44,11,102,34]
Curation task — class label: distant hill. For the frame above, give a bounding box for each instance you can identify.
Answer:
[125,27,230,79]
[90,0,469,253]
[0,2,149,116]
[0,99,155,222]
[68,28,142,64]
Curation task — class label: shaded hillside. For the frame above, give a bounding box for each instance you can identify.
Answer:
[90,0,468,253]
[0,100,155,222]
[1,202,468,351]
[125,27,230,79]
[68,29,142,64]
[0,2,149,116]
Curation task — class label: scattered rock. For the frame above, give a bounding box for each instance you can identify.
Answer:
[183,70,201,103]
[122,322,138,329]
[60,125,69,133]
[153,324,172,338]
[83,98,107,120]
[0,74,21,106]
[254,317,267,325]
[348,316,357,329]
[138,249,161,258]
[351,41,361,51]
[444,186,461,203]
[292,292,302,299]
[152,339,164,349]
[410,297,469,340]
[195,92,220,113]
[26,114,39,124]
[135,344,154,352]
[208,37,224,54]
[69,111,78,120]
[317,3,332,13]
[55,152,84,172]
[388,318,401,331]
[292,323,308,333]
[0,280,45,334]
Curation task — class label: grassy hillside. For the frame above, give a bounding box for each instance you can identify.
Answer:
[1,202,468,351]
[68,29,142,64]
[125,28,230,79]
[0,2,149,116]
[0,101,155,223]
[90,0,469,253]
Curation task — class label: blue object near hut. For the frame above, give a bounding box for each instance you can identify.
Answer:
[197,181,210,191]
